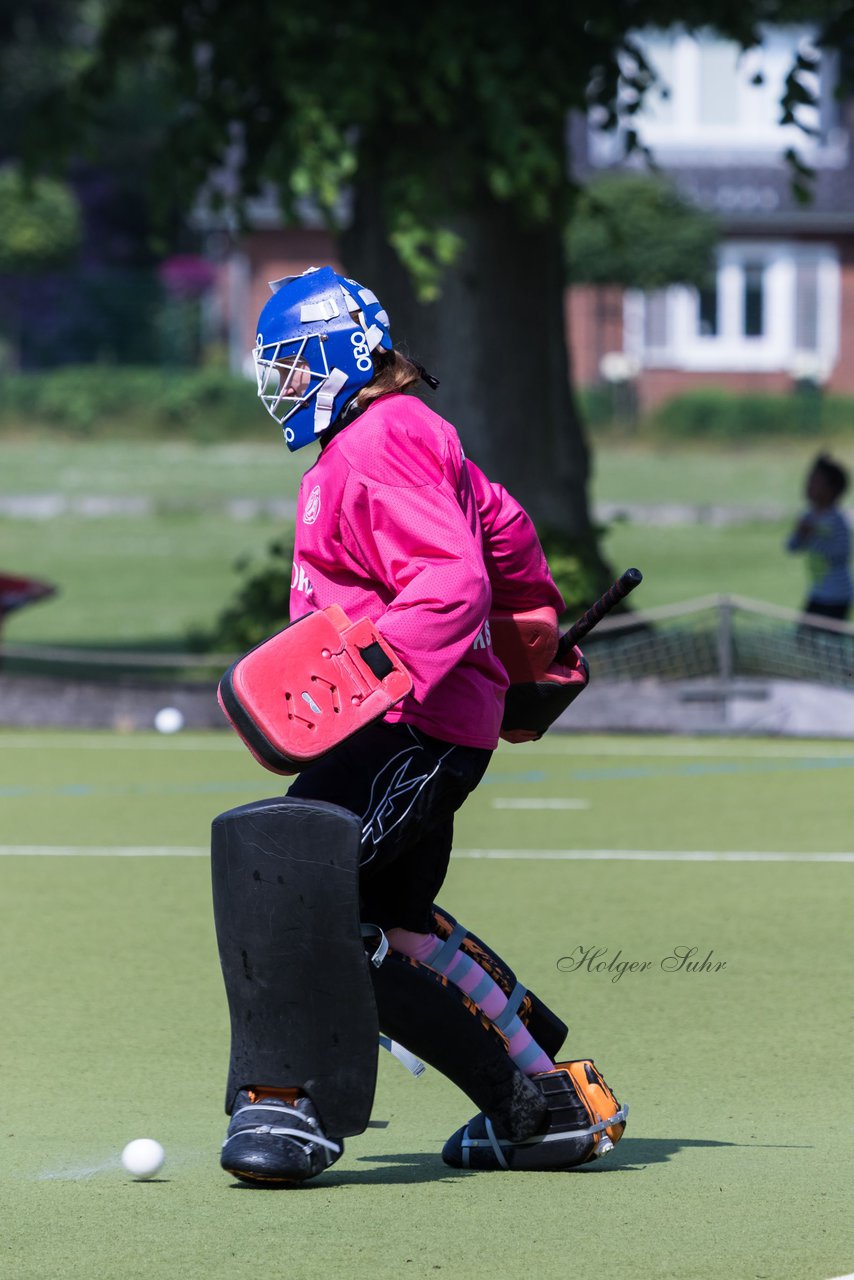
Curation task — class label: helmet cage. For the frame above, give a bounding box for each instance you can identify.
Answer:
[254,333,333,445]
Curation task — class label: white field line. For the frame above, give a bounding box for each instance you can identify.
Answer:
[491,798,591,810]
[458,850,854,862]
[0,845,210,857]
[1,845,853,862]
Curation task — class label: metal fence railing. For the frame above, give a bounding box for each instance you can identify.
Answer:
[581,595,854,689]
[0,641,233,684]
[2,596,853,691]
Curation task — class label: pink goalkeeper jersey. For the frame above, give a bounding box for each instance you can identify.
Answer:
[289,393,565,749]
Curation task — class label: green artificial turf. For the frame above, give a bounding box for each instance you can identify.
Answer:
[1,731,852,1280]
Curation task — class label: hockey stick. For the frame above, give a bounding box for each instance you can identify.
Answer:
[557,567,643,658]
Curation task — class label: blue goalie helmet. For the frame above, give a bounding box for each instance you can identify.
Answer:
[253,265,393,451]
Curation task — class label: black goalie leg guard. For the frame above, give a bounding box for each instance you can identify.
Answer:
[431,904,568,1059]
[371,949,548,1143]
[211,796,379,1139]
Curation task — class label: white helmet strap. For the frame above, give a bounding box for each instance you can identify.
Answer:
[313,367,350,434]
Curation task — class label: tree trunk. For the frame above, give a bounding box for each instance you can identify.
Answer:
[341,176,612,590]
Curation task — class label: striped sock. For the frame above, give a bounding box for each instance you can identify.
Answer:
[387,928,554,1076]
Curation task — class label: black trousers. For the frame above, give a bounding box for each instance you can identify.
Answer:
[286,720,492,932]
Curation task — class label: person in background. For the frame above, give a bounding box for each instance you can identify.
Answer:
[786,454,852,622]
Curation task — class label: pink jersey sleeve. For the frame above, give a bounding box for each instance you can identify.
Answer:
[465,459,565,614]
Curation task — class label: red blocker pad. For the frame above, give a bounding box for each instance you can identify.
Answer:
[218,604,412,775]
[491,607,589,743]
[490,606,559,683]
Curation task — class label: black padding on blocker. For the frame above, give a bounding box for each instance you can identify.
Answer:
[358,641,394,680]
[211,797,379,1137]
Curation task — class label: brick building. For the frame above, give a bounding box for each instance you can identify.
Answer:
[570,24,854,412]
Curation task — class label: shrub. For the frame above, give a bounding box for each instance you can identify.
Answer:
[645,388,854,440]
[0,365,261,439]
[537,528,619,624]
[197,537,294,653]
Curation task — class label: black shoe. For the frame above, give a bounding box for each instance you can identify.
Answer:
[442,1059,627,1172]
[221,1090,343,1186]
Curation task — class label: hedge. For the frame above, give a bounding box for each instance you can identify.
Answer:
[646,388,850,439]
[0,365,262,441]
[4,366,854,445]
[585,385,854,440]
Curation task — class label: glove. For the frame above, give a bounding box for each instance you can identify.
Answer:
[490,606,590,743]
[500,644,589,742]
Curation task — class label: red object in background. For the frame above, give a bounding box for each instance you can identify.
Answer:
[157,254,217,300]
[0,573,58,616]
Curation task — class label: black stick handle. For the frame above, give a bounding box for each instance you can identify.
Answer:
[559,568,643,653]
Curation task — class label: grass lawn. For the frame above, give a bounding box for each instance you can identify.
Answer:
[5,431,852,507]
[603,518,802,606]
[588,435,854,508]
[1,730,852,1280]
[0,435,848,646]
[0,511,279,647]
[2,436,303,503]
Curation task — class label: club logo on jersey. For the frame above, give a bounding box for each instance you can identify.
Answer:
[291,561,314,596]
[303,485,321,524]
[472,620,492,650]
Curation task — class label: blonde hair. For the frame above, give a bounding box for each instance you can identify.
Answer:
[355,349,422,409]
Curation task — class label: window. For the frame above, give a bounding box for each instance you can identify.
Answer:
[743,263,765,338]
[698,286,719,338]
[698,41,740,127]
[627,242,839,374]
[643,291,669,348]
[589,25,839,163]
[794,261,819,351]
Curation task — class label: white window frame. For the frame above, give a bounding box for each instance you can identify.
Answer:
[588,25,844,165]
[625,241,840,375]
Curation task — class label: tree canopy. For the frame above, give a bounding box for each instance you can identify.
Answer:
[25,1,849,289]
[0,166,81,273]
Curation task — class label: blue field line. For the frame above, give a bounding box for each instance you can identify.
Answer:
[571,756,854,782]
[0,780,261,800]
[482,771,546,785]
[0,770,547,801]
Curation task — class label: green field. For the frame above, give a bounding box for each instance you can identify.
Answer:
[2,730,852,1280]
[3,436,848,646]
